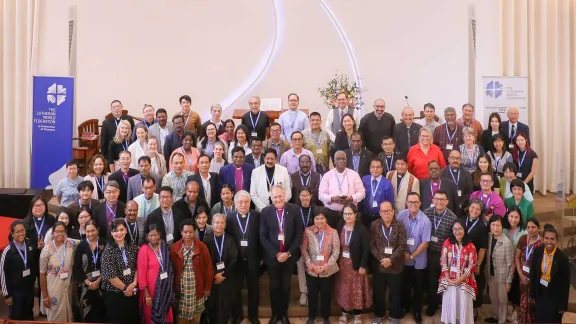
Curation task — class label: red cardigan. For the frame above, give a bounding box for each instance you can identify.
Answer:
[170,238,214,300]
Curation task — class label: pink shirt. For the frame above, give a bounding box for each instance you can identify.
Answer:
[319,168,366,211]
[234,167,244,191]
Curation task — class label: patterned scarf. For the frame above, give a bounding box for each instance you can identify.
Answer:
[144,240,174,324]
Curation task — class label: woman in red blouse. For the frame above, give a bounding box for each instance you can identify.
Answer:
[407,127,446,179]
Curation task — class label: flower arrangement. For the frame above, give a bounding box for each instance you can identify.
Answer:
[318,73,365,109]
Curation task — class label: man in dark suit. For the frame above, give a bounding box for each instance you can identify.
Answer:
[419,160,459,216]
[344,132,373,178]
[393,107,423,155]
[124,200,146,245]
[127,156,162,200]
[108,151,140,203]
[93,180,126,240]
[227,190,261,324]
[219,147,254,193]
[440,150,473,212]
[145,186,186,245]
[173,181,209,220]
[245,137,265,168]
[187,155,221,209]
[290,155,322,206]
[100,100,135,162]
[500,106,531,148]
[530,225,570,324]
[163,114,185,167]
[259,185,303,324]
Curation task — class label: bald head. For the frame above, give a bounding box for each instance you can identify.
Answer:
[402,107,415,125]
[507,107,519,123]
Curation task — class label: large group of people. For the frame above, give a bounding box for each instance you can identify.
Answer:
[1,93,569,324]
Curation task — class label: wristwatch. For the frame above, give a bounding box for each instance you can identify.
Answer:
[287,252,291,258]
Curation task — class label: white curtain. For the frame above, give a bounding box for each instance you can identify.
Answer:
[502,0,576,194]
[0,0,40,187]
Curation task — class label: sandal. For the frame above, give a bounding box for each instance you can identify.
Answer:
[353,315,362,324]
[339,313,348,324]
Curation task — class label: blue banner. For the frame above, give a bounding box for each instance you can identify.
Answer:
[31,76,75,189]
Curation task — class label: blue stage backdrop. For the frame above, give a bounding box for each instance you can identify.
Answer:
[31,76,75,189]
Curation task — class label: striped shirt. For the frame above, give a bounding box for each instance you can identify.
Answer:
[423,206,458,253]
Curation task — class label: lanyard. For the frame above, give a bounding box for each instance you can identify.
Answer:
[543,252,553,274]
[14,241,27,268]
[335,170,347,194]
[106,203,117,218]
[452,243,463,263]
[408,216,419,238]
[181,147,194,168]
[222,204,231,215]
[371,177,381,201]
[163,210,173,233]
[317,231,325,253]
[344,226,353,247]
[235,212,251,239]
[492,152,502,172]
[266,173,275,189]
[381,225,392,245]
[481,192,493,208]
[144,198,153,216]
[121,140,129,151]
[53,240,67,269]
[433,209,447,232]
[184,112,191,128]
[300,208,311,228]
[150,243,164,272]
[276,209,285,233]
[34,217,46,238]
[466,217,480,233]
[384,153,394,171]
[446,124,457,143]
[518,150,527,169]
[449,169,460,189]
[79,199,92,210]
[95,176,105,193]
[125,220,137,241]
[214,233,225,263]
[352,154,360,171]
[526,235,540,260]
[249,111,261,131]
[120,247,128,267]
[300,172,311,186]
[89,239,99,266]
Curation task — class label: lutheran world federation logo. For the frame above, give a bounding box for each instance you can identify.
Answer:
[47,83,67,105]
[485,81,503,99]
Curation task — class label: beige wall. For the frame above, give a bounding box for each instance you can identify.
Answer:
[37,0,501,127]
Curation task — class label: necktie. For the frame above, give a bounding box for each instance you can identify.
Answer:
[339,110,343,123]
[407,128,411,147]
[372,179,378,205]
[510,124,516,141]
[277,209,285,252]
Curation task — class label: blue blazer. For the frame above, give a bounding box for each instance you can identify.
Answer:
[218,162,254,193]
[361,175,395,215]
[501,120,530,145]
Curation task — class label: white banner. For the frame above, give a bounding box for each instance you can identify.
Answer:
[482,76,528,124]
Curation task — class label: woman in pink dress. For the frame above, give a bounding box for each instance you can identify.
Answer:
[138,224,174,324]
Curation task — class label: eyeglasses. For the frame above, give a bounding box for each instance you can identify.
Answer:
[374,105,385,109]
[480,180,493,184]
[406,201,420,205]
[159,196,172,200]
[343,212,355,216]
[33,204,44,209]
[433,197,447,202]
[105,190,119,194]
[292,138,303,142]
[449,156,461,160]
[379,209,394,214]
[453,228,463,233]
[370,165,383,169]
[288,99,299,103]
[53,230,66,234]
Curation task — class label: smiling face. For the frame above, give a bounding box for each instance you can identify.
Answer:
[78,211,91,227]
[173,117,184,133]
[232,151,245,168]
[136,127,147,142]
[406,194,421,213]
[156,111,167,127]
[93,157,104,175]
[270,124,281,141]
[424,106,435,120]
[32,200,45,217]
[480,174,494,191]
[159,190,174,209]
[464,133,475,145]
[291,132,304,150]
[125,201,138,222]
[86,223,98,241]
[543,231,557,251]
[142,180,156,200]
[504,168,516,182]
[195,212,208,229]
[444,110,457,125]
[104,186,119,204]
[493,137,504,152]
[508,211,520,228]
[212,216,226,235]
[249,97,260,114]
[374,100,385,118]
[310,114,321,131]
[57,212,69,226]
[299,155,311,174]
[180,98,191,114]
[402,108,415,124]
[185,182,200,204]
[428,161,441,179]
[251,139,262,155]
[111,224,127,243]
[419,130,431,145]
[336,93,348,109]
[211,106,222,121]
[350,134,362,152]
[143,106,155,123]
[381,138,395,154]
[119,124,130,138]
[12,224,26,244]
[213,143,224,159]
[512,186,524,200]
[299,190,311,208]
[147,228,160,245]
[516,135,527,150]
[342,116,354,131]
[221,187,233,204]
[369,159,383,179]
[448,151,462,168]
[334,152,347,171]
[225,122,235,135]
[379,202,394,223]
[453,222,465,241]
[264,151,276,168]
[343,206,356,224]
[462,105,474,120]
[119,152,131,170]
[79,186,92,200]
[67,163,78,178]
[433,192,448,211]
[53,224,67,243]
[490,218,503,236]
[478,156,490,172]
[236,129,247,144]
[314,214,327,230]
[288,94,299,110]
[270,187,286,209]
[172,155,185,174]
[235,193,251,215]
[206,124,217,139]
[111,101,123,117]
[469,202,481,219]
[198,156,210,174]
[147,138,158,154]
[507,107,519,123]
[182,135,193,150]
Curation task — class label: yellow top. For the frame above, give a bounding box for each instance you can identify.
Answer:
[540,247,556,282]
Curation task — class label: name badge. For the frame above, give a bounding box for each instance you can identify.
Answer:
[450,266,460,274]
[160,272,168,280]
[407,238,415,246]
[316,255,325,261]
[60,272,69,279]
[278,234,284,241]
[522,265,530,273]
[516,172,522,178]
[430,204,435,208]
[457,190,462,197]
[90,270,101,278]
[240,240,248,247]
[316,149,323,154]
[217,262,225,270]
[431,236,439,243]
[384,247,393,254]
[28,247,32,251]
[540,278,548,287]
[251,132,258,137]
[123,268,131,276]
[342,251,350,258]
[372,200,378,208]
[22,269,30,277]
[509,143,515,149]
[446,144,453,150]
[166,234,174,242]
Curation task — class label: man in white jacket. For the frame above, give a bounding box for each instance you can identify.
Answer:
[250,148,291,211]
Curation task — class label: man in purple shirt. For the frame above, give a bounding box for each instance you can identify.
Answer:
[279,131,316,174]
[396,192,431,324]
[469,172,506,217]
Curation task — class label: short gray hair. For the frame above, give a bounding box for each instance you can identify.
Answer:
[444,107,456,116]
[211,104,222,111]
[234,190,251,202]
[104,180,119,190]
[270,184,285,193]
[249,96,261,104]
[462,127,475,137]
[334,150,346,159]
[212,213,227,224]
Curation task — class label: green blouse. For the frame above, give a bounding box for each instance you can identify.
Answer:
[504,197,534,225]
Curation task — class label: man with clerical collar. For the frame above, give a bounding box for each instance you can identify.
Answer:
[344,132,373,178]
[202,103,226,137]
[396,193,431,323]
[302,112,330,174]
[501,106,531,148]
[178,95,202,137]
[263,123,291,158]
[242,96,270,140]
[278,93,309,141]
[131,104,156,142]
[162,153,193,201]
[163,114,186,164]
[358,99,396,154]
[318,151,366,228]
[187,154,221,209]
[227,190,262,324]
[290,155,322,206]
[108,151,140,203]
[386,155,420,214]
[100,99,135,160]
[66,180,100,217]
[250,148,291,212]
[174,180,209,220]
[394,107,423,155]
[259,185,302,324]
[419,160,459,215]
[245,137,265,168]
[145,186,185,246]
[280,131,317,174]
[219,147,255,193]
[440,150,473,210]
[433,107,464,163]
[456,103,483,142]
[134,176,159,218]
[93,180,126,239]
[378,136,401,174]
[325,91,362,142]
[422,190,458,317]
[127,156,161,200]
[469,173,506,216]
[147,108,174,155]
[416,103,440,134]
[124,200,145,245]
[361,158,394,228]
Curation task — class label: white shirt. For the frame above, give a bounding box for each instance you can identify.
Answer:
[200,173,212,207]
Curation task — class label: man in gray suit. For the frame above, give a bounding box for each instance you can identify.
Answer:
[127,156,162,200]
[147,108,174,155]
[125,200,146,245]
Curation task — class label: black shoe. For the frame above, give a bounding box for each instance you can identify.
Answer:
[322,319,330,324]
[414,312,422,324]
[250,318,261,324]
[232,317,243,324]
[305,319,315,324]
[425,306,436,317]
[282,316,290,324]
[269,316,279,324]
[484,317,498,323]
